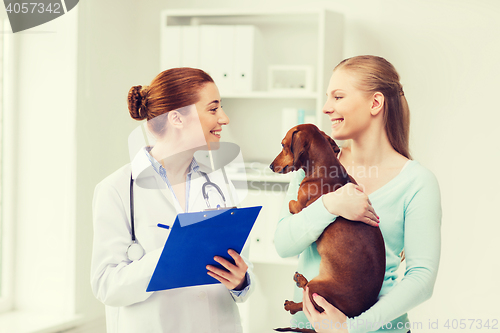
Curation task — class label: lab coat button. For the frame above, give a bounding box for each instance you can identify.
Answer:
[198,291,206,299]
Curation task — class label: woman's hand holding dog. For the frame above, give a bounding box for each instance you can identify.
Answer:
[322,183,380,227]
[206,249,248,291]
[303,286,348,333]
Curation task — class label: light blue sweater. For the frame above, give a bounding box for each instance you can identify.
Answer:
[274,160,441,333]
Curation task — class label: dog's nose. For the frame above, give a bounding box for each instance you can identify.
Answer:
[269,163,274,171]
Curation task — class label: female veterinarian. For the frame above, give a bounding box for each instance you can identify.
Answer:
[274,55,441,333]
[91,68,254,333]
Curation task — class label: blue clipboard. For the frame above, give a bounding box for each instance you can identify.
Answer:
[146,206,262,292]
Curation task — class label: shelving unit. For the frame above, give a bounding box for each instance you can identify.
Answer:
[160,8,344,162]
[160,8,344,332]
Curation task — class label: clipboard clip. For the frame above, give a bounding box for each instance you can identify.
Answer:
[203,205,237,211]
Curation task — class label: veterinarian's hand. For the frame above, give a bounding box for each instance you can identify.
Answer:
[206,249,248,291]
[322,183,379,227]
[302,286,348,333]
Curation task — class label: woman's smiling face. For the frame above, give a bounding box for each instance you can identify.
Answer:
[322,69,374,141]
[195,82,230,146]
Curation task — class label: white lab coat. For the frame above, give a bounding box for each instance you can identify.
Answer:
[91,149,254,333]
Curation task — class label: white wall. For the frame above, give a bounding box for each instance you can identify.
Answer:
[7,4,78,317]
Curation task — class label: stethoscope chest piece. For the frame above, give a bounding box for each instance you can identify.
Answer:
[127,242,145,261]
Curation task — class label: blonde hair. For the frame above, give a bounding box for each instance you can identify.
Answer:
[335,55,411,159]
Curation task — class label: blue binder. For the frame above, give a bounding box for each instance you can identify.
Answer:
[146,206,262,292]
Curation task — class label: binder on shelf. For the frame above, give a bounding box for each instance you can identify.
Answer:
[281,108,298,138]
[233,25,255,92]
[216,26,236,93]
[181,26,200,68]
[297,109,305,124]
[161,26,182,70]
[161,24,262,93]
[304,111,316,125]
[147,206,262,292]
[199,25,218,83]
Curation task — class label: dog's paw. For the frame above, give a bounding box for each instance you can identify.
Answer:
[284,300,300,315]
[293,272,308,288]
[289,200,304,214]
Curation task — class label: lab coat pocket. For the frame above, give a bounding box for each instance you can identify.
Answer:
[148,223,171,247]
[133,190,176,251]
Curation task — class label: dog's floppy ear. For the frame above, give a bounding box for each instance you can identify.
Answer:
[327,136,340,155]
[320,130,340,155]
[291,130,309,168]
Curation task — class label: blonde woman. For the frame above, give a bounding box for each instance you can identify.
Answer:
[275,55,441,333]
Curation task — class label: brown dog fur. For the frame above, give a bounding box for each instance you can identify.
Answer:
[270,124,386,332]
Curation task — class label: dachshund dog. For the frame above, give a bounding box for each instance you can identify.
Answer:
[270,124,386,333]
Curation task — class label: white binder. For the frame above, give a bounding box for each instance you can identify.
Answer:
[199,25,218,82]
[161,26,181,70]
[233,25,255,92]
[181,26,200,68]
[200,25,235,93]
[161,24,260,93]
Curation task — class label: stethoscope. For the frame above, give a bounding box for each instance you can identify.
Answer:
[126,171,227,261]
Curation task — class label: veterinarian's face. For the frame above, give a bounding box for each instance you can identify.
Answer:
[195,82,230,146]
[322,69,373,141]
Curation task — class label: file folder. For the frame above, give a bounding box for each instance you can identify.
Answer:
[146,206,262,292]
[161,26,181,69]
[181,26,200,68]
[233,25,255,92]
